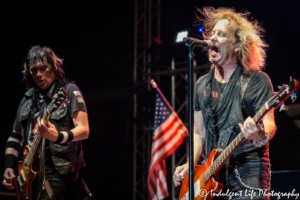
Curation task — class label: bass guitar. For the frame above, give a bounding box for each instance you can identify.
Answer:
[179,78,298,200]
[14,87,68,200]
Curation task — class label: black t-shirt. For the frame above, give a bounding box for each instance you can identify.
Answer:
[13,83,87,180]
[194,70,273,164]
[194,71,273,118]
[211,77,227,109]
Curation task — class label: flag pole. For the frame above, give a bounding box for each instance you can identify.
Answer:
[151,79,186,123]
[151,80,175,114]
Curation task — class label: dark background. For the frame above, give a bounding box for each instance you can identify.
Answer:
[0,0,300,199]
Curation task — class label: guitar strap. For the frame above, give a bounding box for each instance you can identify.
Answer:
[45,179,54,199]
[216,70,257,150]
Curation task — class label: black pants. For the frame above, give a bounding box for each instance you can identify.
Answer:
[213,158,270,200]
[38,177,91,200]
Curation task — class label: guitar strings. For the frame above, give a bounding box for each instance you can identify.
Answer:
[183,92,284,197]
[24,103,56,166]
[194,94,279,189]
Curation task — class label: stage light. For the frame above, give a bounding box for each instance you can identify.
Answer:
[175,31,188,43]
[198,27,204,33]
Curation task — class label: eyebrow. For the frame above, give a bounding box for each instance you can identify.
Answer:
[30,64,48,69]
[212,28,226,32]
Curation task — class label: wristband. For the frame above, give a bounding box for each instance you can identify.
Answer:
[5,131,22,150]
[55,130,74,144]
[66,130,74,142]
[4,154,18,170]
[55,132,64,144]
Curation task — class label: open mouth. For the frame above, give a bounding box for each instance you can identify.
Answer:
[211,45,220,53]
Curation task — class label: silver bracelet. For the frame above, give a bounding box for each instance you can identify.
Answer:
[253,131,269,148]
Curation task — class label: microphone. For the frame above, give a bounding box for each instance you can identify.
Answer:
[183,37,212,48]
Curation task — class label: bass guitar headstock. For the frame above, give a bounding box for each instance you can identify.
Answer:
[269,77,298,111]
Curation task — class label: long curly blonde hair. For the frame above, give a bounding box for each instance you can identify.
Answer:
[196,7,268,73]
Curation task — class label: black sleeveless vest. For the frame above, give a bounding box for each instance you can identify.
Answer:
[18,84,86,177]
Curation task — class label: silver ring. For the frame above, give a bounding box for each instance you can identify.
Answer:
[2,179,6,184]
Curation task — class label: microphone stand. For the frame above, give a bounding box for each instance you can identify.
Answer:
[185,39,195,200]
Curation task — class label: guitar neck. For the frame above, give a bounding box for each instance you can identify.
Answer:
[24,108,51,167]
[206,102,270,180]
[22,88,67,168]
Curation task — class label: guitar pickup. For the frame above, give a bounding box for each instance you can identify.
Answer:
[17,170,26,191]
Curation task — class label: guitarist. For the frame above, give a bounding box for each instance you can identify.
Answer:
[173,7,277,199]
[2,46,91,200]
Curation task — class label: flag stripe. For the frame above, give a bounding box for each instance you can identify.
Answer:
[152,119,179,153]
[153,113,177,138]
[153,117,177,142]
[150,127,186,168]
[152,125,182,157]
[147,86,188,200]
[148,132,185,175]
[152,116,185,154]
[157,171,168,197]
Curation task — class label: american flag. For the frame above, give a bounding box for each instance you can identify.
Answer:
[147,80,188,200]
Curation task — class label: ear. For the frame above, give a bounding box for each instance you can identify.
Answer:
[235,42,241,53]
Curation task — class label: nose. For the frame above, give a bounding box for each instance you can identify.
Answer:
[210,33,217,44]
[36,70,42,77]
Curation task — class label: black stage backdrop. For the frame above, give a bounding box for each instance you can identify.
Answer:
[0,0,299,199]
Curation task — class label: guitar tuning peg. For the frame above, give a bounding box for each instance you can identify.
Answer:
[291,93,297,103]
[290,76,292,82]
[278,84,286,89]
[279,103,289,112]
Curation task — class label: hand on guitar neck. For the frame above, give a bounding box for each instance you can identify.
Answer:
[36,118,59,142]
[238,110,276,143]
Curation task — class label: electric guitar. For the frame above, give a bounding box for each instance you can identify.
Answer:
[14,88,68,200]
[179,78,298,200]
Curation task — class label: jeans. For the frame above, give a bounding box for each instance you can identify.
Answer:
[214,157,271,200]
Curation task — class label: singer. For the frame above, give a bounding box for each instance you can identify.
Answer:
[2,46,91,200]
[173,7,276,199]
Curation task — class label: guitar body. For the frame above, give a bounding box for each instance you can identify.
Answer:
[179,149,223,200]
[15,145,39,200]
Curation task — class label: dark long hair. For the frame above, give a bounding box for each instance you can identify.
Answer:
[22,46,68,88]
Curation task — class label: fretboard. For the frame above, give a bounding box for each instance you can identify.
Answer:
[204,102,270,182]
[24,104,54,167]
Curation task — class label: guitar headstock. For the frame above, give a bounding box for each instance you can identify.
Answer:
[48,87,69,113]
[269,78,298,111]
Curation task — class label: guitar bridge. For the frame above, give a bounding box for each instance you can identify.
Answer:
[17,170,26,191]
